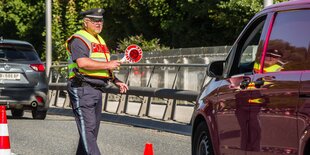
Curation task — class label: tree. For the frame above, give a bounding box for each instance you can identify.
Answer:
[115,34,169,53]
[0,0,45,57]
[209,0,288,45]
[0,0,290,61]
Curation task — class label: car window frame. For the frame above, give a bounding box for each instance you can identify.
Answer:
[223,13,274,78]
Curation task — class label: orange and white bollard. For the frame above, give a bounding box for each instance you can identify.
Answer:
[0,106,11,155]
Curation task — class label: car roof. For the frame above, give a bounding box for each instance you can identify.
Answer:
[0,38,34,49]
[263,0,310,12]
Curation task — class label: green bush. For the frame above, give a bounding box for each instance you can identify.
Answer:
[113,34,169,54]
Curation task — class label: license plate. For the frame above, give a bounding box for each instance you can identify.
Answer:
[0,73,20,80]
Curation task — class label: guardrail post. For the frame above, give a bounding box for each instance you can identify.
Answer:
[49,90,57,107]
[54,90,61,106]
[62,91,70,108]
[47,69,54,105]
[138,97,152,117]
[102,93,109,112]
[49,74,60,107]
[138,66,155,117]
[162,66,181,121]
[163,99,177,120]
[116,94,129,114]
[115,66,132,114]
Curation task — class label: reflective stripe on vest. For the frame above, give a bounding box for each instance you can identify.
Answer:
[66,30,112,79]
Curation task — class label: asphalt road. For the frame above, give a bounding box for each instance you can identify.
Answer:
[6,111,191,155]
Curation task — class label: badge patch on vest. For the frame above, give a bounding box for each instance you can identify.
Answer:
[92,43,109,53]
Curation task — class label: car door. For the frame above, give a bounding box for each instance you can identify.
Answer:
[248,10,310,155]
[251,72,300,155]
[296,10,310,153]
[298,71,310,154]
[215,14,271,155]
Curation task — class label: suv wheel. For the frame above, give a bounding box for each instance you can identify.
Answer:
[32,109,47,120]
[192,122,213,155]
[11,109,24,118]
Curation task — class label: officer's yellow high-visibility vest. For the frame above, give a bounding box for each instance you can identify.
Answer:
[66,30,112,79]
[254,62,283,73]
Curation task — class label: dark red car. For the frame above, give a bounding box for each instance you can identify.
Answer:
[191,0,310,155]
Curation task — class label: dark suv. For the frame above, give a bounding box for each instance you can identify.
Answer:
[0,38,48,119]
[191,0,310,155]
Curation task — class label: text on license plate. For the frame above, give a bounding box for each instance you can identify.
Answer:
[0,73,21,80]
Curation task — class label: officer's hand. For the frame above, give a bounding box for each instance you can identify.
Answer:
[114,80,129,93]
[108,60,121,70]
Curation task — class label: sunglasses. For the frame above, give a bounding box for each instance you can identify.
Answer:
[86,18,104,23]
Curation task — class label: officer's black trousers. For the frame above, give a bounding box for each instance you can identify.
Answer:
[68,81,103,155]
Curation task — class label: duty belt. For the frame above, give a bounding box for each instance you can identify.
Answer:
[71,78,109,89]
[80,81,104,88]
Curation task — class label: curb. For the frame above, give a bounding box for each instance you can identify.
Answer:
[47,107,192,136]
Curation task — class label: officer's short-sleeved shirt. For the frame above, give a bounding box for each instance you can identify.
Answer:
[68,38,89,62]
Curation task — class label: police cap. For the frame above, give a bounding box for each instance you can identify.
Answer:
[80,8,105,19]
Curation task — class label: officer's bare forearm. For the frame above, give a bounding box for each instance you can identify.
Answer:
[76,57,118,70]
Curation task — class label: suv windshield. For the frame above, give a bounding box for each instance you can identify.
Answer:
[0,47,39,62]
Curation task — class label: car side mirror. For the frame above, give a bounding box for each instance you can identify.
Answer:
[207,60,225,78]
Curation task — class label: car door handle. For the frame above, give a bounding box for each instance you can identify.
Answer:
[300,94,310,98]
[254,79,264,88]
[255,76,276,88]
[240,80,250,89]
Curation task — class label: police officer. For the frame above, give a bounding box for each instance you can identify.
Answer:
[66,8,128,155]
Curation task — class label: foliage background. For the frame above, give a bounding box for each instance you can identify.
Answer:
[0,0,287,61]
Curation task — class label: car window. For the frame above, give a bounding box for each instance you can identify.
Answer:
[266,9,310,72]
[228,15,268,76]
[239,21,264,64]
[0,47,39,61]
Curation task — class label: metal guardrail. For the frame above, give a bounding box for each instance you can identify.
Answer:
[48,63,209,123]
